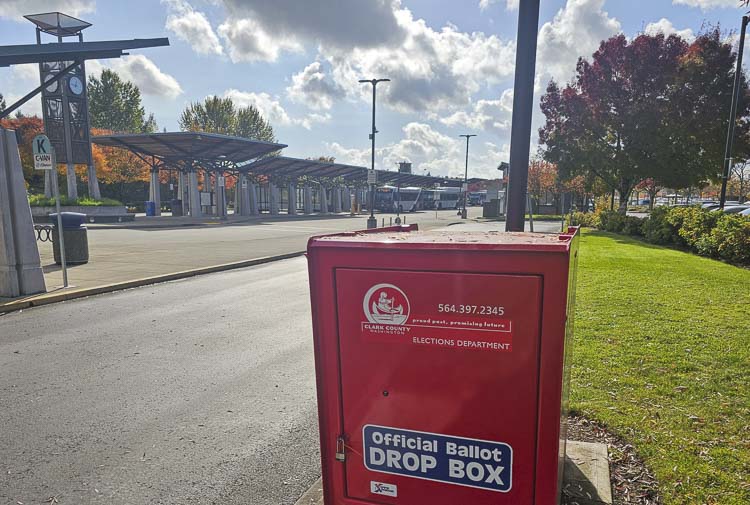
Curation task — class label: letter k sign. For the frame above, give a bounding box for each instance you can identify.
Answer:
[36,137,47,153]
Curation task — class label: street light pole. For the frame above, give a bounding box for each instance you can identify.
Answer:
[459,134,476,219]
[720,14,750,209]
[359,78,390,229]
[506,0,541,231]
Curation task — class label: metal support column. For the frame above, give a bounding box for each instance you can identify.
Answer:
[505,0,540,231]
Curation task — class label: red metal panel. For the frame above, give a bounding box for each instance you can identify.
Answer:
[336,269,541,504]
[306,226,580,505]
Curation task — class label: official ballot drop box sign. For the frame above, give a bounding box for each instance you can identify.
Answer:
[306,226,580,505]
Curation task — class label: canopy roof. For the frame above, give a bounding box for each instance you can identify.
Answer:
[91,132,286,168]
[0,38,170,66]
[242,156,460,187]
[25,12,92,36]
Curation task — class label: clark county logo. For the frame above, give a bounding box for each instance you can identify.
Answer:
[363,283,410,325]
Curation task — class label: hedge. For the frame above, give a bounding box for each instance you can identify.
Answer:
[570,206,750,265]
[28,194,124,207]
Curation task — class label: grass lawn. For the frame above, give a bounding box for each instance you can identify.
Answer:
[572,230,749,505]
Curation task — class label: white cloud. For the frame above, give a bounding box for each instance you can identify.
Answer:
[286,62,345,110]
[11,64,39,83]
[321,8,516,113]
[215,2,514,113]
[218,18,301,62]
[222,89,330,129]
[163,0,223,55]
[439,89,514,136]
[87,55,183,99]
[672,0,738,9]
[536,0,621,88]
[0,1,95,20]
[644,18,695,41]
[479,0,518,10]
[219,0,406,50]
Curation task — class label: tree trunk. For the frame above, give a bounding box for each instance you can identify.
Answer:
[618,185,633,215]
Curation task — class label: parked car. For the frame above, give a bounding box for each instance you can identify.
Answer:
[723,205,750,214]
[704,201,740,211]
[701,201,719,208]
[741,208,750,216]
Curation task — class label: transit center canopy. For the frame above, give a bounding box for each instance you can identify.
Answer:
[91,132,287,168]
[242,156,460,187]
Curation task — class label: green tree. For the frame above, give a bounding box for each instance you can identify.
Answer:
[179,96,276,143]
[539,30,749,213]
[87,69,156,133]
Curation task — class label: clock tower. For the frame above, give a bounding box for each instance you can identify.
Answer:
[27,12,99,199]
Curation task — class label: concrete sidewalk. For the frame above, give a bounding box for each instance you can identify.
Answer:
[293,441,612,505]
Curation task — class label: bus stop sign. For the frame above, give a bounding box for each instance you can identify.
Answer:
[32,134,54,170]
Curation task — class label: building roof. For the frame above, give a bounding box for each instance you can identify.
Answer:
[91,132,286,167]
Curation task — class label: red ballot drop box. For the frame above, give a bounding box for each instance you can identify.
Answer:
[306,225,580,505]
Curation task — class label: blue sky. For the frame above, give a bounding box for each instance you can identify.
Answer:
[1,0,748,179]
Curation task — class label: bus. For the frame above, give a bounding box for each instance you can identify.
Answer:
[426,187,461,210]
[374,186,423,212]
[468,190,487,206]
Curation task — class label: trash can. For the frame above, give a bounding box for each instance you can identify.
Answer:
[306,225,580,505]
[171,199,183,217]
[49,212,89,265]
[145,200,156,217]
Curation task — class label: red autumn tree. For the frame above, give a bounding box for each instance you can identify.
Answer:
[539,29,749,213]
[527,159,558,212]
[0,115,45,191]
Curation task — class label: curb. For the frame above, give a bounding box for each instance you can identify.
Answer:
[293,478,323,505]
[0,251,305,315]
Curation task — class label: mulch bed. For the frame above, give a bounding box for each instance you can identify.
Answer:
[563,415,662,505]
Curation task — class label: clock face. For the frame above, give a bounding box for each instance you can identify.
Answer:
[43,74,59,93]
[68,76,84,95]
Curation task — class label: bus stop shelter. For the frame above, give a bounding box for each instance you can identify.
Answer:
[92,132,286,218]
[92,131,468,218]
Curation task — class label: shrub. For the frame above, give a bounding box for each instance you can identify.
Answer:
[28,194,123,207]
[643,206,681,245]
[670,206,720,248]
[621,215,645,236]
[710,214,750,264]
[598,210,625,233]
[569,211,600,228]
[601,204,750,265]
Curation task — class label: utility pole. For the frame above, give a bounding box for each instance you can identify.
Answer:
[459,134,476,219]
[720,14,750,209]
[359,78,390,229]
[506,0,541,231]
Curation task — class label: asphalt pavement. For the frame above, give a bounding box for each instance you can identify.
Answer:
[0,257,320,505]
[35,209,484,293]
[1,220,565,504]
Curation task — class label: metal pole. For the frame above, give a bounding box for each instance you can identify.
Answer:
[527,193,535,233]
[459,134,476,219]
[360,78,389,229]
[53,165,68,287]
[720,14,749,209]
[395,181,402,224]
[506,0,541,231]
[561,192,566,232]
[369,83,377,226]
